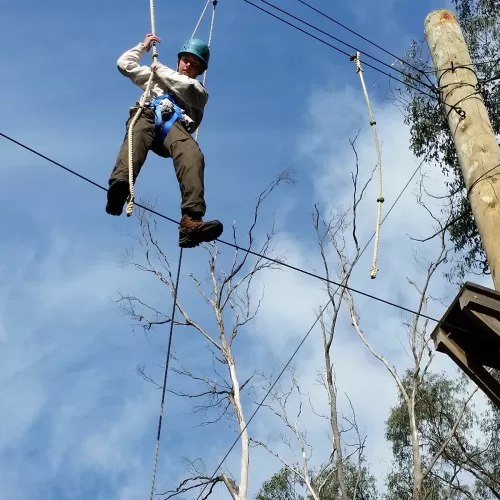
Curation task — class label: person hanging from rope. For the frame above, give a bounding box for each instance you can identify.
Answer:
[106,33,223,248]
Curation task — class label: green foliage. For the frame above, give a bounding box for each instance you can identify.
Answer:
[255,468,305,500]
[255,460,379,500]
[395,0,500,283]
[312,460,379,499]
[384,369,500,498]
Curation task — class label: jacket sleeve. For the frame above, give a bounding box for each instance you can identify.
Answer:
[152,63,209,128]
[117,42,152,89]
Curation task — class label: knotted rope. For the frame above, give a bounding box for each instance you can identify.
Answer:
[353,51,384,279]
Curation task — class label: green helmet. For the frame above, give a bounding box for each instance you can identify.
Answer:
[178,38,210,69]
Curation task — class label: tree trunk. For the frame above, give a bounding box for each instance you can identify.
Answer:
[409,392,423,500]
[325,349,349,500]
[227,352,249,500]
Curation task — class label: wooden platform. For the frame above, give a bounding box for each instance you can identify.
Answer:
[431,281,500,408]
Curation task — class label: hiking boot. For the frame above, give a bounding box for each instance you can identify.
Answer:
[178,214,223,248]
[106,180,130,216]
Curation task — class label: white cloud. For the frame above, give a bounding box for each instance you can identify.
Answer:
[0,226,195,499]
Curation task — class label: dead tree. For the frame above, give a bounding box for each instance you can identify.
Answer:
[345,175,481,499]
[117,171,294,500]
[250,134,377,500]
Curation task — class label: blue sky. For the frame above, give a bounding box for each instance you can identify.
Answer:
[1,0,495,499]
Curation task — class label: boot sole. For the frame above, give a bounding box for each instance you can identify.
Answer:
[106,181,130,216]
[179,222,223,248]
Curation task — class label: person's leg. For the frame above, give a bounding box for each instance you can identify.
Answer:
[163,122,223,247]
[106,106,156,216]
[164,121,206,216]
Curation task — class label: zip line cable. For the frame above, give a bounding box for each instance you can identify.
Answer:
[295,0,433,78]
[295,1,500,78]
[421,57,500,74]
[242,0,441,104]
[2,2,489,496]
[243,0,477,119]
[0,131,472,337]
[252,0,436,93]
[0,131,478,497]
[193,156,428,500]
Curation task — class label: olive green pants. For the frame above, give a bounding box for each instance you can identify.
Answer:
[109,106,206,216]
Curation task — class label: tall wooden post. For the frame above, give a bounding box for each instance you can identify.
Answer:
[425,9,500,290]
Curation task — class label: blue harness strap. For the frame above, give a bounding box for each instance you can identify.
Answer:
[148,94,183,141]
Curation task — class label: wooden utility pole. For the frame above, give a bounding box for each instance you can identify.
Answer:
[426,11,500,411]
[425,9,500,290]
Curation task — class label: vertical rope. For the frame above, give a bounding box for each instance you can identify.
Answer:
[353,51,384,279]
[194,0,218,143]
[149,0,158,60]
[125,74,154,217]
[126,0,158,217]
[149,248,184,500]
[147,4,215,492]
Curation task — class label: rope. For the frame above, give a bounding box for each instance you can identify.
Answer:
[242,0,466,113]
[353,52,384,279]
[125,75,154,217]
[246,0,437,94]
[1,129,445,325]
[194,0,218,143]
[125,0,159,218]
[149,248,184,500]
[192,0,212,38]
[149,2,215,496]
[1,130,439,322]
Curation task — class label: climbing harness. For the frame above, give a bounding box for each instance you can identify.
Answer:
[352,52,384,279]
[148,94,184,141]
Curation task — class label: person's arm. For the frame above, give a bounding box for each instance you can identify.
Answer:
[117,34,160,88]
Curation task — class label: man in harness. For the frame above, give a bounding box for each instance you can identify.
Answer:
[106,33,223,248]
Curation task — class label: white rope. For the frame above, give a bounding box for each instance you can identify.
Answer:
[194,0,218,142]
[144,2,218,498]
[192,0,212,39]
[353,52,384,279]
[125,0,159,217]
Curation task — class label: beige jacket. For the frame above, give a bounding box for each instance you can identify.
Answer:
[117,42,209,133]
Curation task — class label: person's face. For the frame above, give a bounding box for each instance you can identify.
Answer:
[178,54,204,78]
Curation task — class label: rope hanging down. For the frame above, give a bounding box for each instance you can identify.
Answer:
[125,0,159,217]
[144,2,218,499]
[352,52,384,279]
[149,247,183,500]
